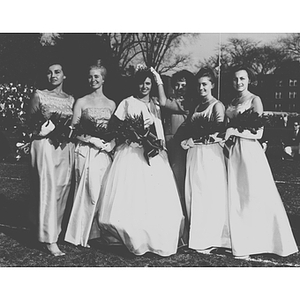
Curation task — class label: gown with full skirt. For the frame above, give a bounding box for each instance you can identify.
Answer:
[65,107,113,247]
[97,96,184,256]
[30,89,75,244]
[185,98,231,251]
[226,97,298,257]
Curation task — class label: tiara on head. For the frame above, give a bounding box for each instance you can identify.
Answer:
[135,64,148,72]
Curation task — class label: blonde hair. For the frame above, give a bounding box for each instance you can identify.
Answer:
[88,59,107,80]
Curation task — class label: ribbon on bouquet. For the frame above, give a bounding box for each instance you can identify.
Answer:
[130,127,165,166]
[223,135,237,158]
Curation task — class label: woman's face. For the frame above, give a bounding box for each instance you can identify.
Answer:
[47,64,65,86]
[88,68,104,90]
[174,78,187,97]
[138,77,152,97]
[197,76,214,98]
[233,70,249,93]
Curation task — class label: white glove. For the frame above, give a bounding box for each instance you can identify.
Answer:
[39,120,55,136]
[150,67,163,85]
[90,137,106,149]
[130,142,142,148]
[102,139,116,153]
[181,138,195,150]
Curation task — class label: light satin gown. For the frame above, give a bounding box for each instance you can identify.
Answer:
[65,107,113,247]
[30,89,75,244]
[226,97,298,257]
[185,98,231,251]
[98,96,184,257]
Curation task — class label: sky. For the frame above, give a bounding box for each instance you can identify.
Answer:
[185,33,289,72]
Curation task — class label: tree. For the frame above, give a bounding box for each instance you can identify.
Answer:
[0,33,43,85]
[106,33,195,74]
[278,33,300,61]
[199,38,286,75]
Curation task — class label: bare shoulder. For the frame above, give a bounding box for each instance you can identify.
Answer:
[105,97,116,111]
[214,99,225,110]
[74,95,89,109]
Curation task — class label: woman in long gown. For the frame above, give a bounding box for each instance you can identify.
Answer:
[225,65,298,259]
[181,68,231,253]
[97,65,184,256]
[161,70,196,245]
[64,60,116,248]
[30,62,75,256]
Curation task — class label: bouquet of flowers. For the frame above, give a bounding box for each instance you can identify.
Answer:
[114,114,164,165]
[185,115,225,144]
[46,112,72,148]
[72,116,114,142]
[227,108,269,134]
[26,104,72,149]
[15,104,47,160]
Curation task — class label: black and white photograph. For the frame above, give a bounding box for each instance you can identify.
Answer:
[1,1,300,299]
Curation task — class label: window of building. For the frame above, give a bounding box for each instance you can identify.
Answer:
[289,92,297,99]
[289,103,297,111]
[274,103,282,110]
[277,80,283,87]
[275,92,282,99]
[289,79,297,87]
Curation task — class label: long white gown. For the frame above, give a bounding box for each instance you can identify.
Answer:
[64,108,113,247]
[226,98,298,257]
[97,96,184,256]
[30,89,75,244]
[185,98,231,251]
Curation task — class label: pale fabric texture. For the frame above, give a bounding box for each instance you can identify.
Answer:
[65,108,113,247]
[185,99,231,250]
[98,96,184,256]
[30,90,75,244]
[226,98,298,256]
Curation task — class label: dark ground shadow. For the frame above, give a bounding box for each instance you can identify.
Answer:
[288,214,300,246]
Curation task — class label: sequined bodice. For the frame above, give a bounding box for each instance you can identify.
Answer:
[37,89,74,119]
[82,107,112,126]
[226,98,252,120]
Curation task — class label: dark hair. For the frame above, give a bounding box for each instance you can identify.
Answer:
[133,68,155,97]
[195,67,217,85]
[171,69,196,100]
[134,68,154,85]
[88,59,107,80]
[231,64,256,83]
[171,70,195,89]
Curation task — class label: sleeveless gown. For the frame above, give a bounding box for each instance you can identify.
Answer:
[185,98,231,251]
[30,89,75,244]
[98,96,184,256]
[65,107,113,247]
[226,98,298,257]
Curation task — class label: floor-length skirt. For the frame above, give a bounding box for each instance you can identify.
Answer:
[167,138,189,245]
[98,144,184,256]
[30,139,75,243]
[65,144,112,247]
[185,143,231,250]
[227,138,298,256]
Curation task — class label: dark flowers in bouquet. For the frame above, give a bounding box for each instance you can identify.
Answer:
[227,108,270,134]
[114,114,164,165]
[72,116,114,143]
[185,115,225,144]
[46,112,72,149]
[28,105,72,148]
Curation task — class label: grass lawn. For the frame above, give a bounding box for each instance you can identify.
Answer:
[0,158,300,267]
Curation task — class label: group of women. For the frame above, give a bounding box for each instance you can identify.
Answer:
[29,58,298,259]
